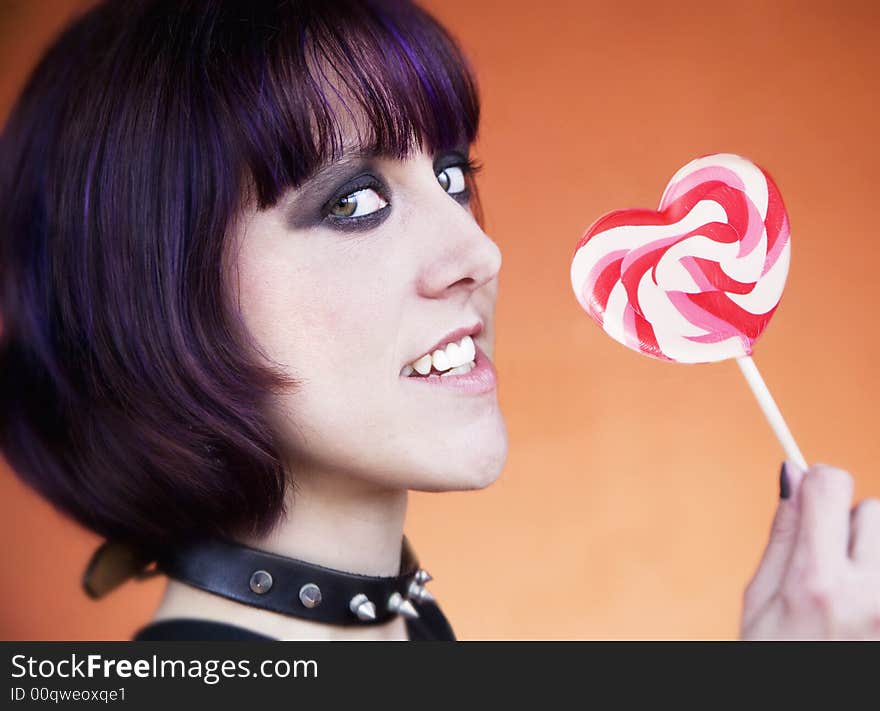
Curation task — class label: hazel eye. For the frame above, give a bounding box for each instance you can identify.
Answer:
[329,187,389,218]
[436,165,467,195]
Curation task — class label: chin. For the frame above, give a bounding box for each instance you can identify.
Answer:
[409,424,509,493]
[456,458,506,491]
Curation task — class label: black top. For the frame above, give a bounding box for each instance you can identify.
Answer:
[132,599,456,641]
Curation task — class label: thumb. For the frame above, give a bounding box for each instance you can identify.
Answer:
[742,460,806,618]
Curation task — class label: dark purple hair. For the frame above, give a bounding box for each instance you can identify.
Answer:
[0,0,481,548]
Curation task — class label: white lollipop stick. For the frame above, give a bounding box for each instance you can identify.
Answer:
[735,355,808,472]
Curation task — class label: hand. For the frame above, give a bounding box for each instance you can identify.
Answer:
[740,462,880,640]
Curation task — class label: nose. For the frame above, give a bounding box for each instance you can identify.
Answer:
[415,192,502,298]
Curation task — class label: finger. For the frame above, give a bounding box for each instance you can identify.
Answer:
[789,463,853,579]
[743,460,806,615]
[849,498,880,564]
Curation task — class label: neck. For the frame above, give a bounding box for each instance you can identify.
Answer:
[243,464,409,576]
[149,463,411,640]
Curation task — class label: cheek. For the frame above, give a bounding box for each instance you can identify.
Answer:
[237,248,397,377]
[241,260,410,467]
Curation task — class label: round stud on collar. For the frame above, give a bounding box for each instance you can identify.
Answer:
[349,593,377,621]
[249,570,273,594]
[299,583,322,608]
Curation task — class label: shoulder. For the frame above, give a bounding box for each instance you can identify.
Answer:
[133,601,456,641]
[133,618,275,641]
[405,600,456,641]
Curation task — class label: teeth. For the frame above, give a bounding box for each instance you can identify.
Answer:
[445,342,469,368]
[402,334,478,376]
[412,354,433,375]
[440,362,475,377]
[460,335,475,362]
[431,348,450,371]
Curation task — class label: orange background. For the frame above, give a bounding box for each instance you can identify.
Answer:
[2,0,878,640]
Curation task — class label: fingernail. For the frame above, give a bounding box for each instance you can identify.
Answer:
[779,461,791,500]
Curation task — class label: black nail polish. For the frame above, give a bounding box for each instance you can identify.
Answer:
[779,462,791,500]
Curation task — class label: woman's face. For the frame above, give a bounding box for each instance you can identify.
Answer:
[229,130,507,493]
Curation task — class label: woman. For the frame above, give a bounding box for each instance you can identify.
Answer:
[1,0,877,641]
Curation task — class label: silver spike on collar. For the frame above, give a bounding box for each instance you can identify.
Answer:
[348,568,434,622]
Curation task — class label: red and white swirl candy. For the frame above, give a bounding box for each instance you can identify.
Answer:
[570,153,791,363]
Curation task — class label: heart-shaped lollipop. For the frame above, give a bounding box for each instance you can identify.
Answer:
[571,153,807,470]
[570,153,791,364]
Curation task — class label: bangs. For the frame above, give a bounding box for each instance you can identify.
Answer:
[219,0,482,208]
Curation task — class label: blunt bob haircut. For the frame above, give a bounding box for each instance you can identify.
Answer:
[0,0,482,549]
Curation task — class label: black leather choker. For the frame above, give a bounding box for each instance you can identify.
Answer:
[83,536,434,626]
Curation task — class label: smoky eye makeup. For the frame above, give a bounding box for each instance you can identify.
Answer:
[283,157,389,233]
[319,173,391,233]
[285,147,480,233]
[434,149,480,204]
[433,149,468,172]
